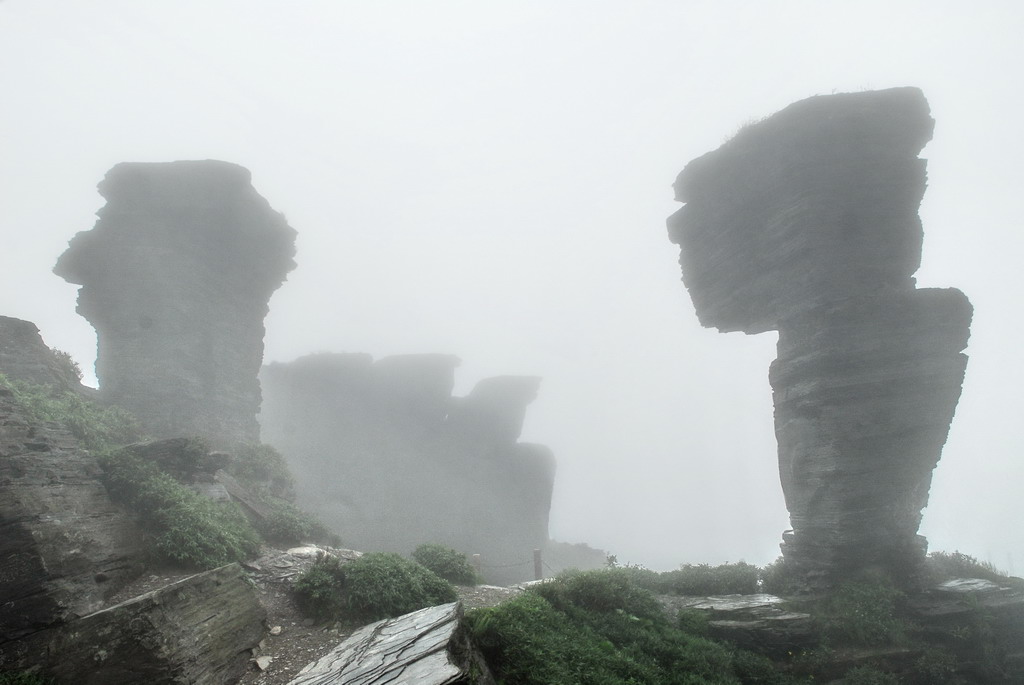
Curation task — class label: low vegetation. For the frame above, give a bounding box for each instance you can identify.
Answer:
[0,373,139,452]
[466,568,799,685]
[925,550,1014,584]
[605,557,760,596]
[294,552,457,622]
[0,673,53,685]
[412,543,479,585]
[227,441,338,546]
[227,442,296,500]
[100,448,261,569]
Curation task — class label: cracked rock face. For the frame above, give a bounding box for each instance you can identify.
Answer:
[288,602,493,685]
[54,160,297,448]
[667,88,972,589]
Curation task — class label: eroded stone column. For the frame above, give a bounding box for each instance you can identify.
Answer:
[667,88,972,589]
[54,160,296,447]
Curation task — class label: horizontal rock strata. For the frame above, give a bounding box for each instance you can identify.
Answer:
[668,87,971,589]
[54,160,296,448]
[0,385,142,644]
[288,602,493,685]
[1,563,265,685]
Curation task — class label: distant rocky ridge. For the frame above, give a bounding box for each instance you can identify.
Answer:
[668,87,972,590]
[259,353,557,585]
[54,160,297,448]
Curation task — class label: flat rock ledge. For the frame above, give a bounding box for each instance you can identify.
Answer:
[1,563,265,685]
[287,602,494,685]
[660,593,814,654]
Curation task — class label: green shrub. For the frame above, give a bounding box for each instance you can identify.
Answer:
[467,569,804,685]
[533,568,664,622]
[100,449,260,569]
[227,442,295,500]
[258,499,339,547]
[0,673,53,685]
[659,562,761,596]
[678,608,710,636]
[824,580,910,647]
[759,556,803,596]
[467,592,639,685]
[50,348,83,384]
[0,375,140,452]
[293,555,347,620]
[925,551,1010,584]
[294,552,457,623]
[412,543,479,585]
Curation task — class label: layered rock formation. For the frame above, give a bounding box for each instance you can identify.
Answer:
[0,316,88,392]
[258,353,556,584]
[1,320,266,683]
[54,160,297,448]
[288,602,494,685]
[0,384,142,643]
[667,87,972,589]
[0,318,143,643]
[1,564,265,685]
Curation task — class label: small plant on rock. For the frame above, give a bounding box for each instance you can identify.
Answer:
[412,543,479,585]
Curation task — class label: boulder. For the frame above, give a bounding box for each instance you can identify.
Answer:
[288,602,493,685]
[665,594,814,654]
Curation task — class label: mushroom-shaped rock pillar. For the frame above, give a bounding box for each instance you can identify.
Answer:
[667,88,972,590]
[55,160,297,448]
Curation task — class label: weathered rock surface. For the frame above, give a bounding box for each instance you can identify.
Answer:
[667,87,971,589]
[660,593,814,654]
[288,602,493,685]
[668,87,932,335]
[0,386,142,643]
[0,315,89,392]
[259,353,556,585]
[2,563,266,685]
[54,160,297,448]
[243,545,363,585]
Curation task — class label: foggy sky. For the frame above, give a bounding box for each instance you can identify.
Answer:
[2,1,1022,573]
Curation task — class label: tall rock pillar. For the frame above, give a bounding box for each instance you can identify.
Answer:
[667,88,972,589]
[55,160,296,447]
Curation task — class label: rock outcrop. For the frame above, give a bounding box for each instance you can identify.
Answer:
[0,316,88,392]
[288,602,494,685]
[667,87,972,589]
[1,564,266,685]
[54,160,297,448]
[258,353,557,584]
[0,383,142,644]
[1,322,267,684]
